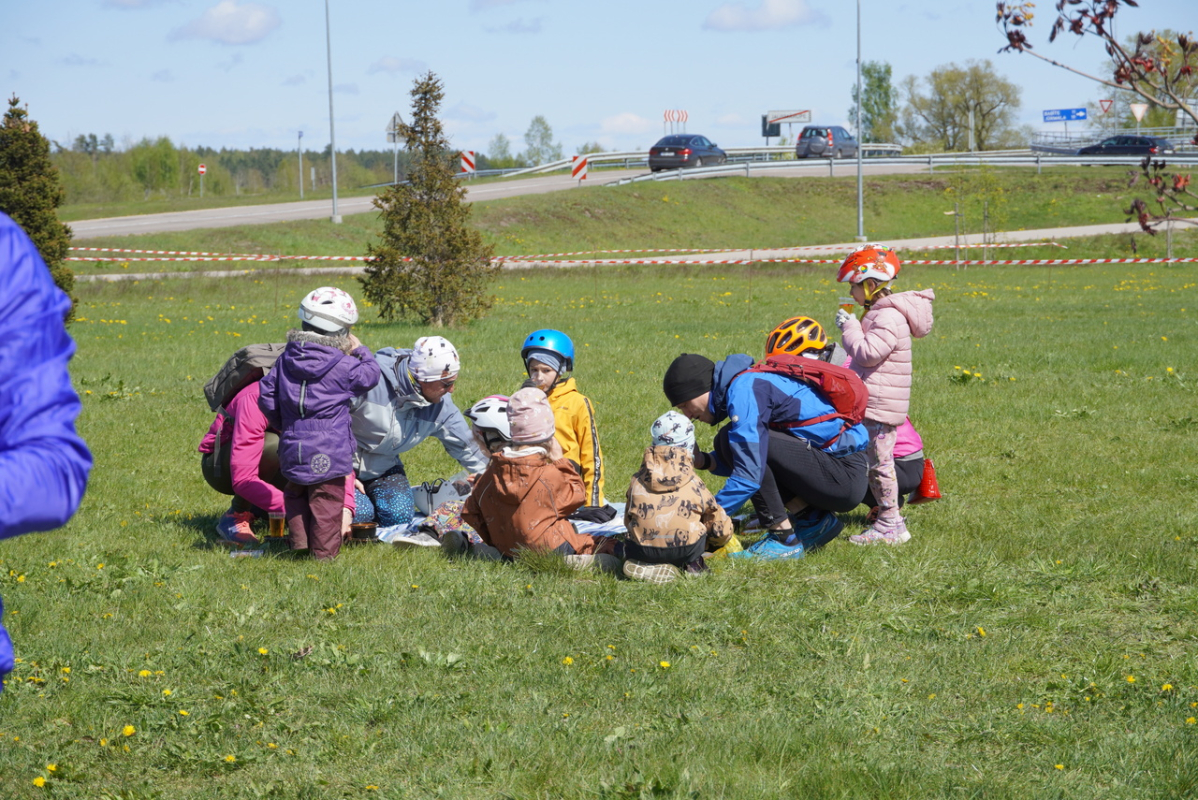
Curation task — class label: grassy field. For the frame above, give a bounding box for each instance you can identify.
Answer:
[1,252,1197,797]
[65,168,1186,279]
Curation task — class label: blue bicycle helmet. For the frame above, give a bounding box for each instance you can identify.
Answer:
[521,329,575,372]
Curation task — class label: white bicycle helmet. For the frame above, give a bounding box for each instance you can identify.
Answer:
[299,286,359,334]
[466,395,511,449]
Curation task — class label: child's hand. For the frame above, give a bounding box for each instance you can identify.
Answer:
[835,308,853,329]
[347,333,362,350]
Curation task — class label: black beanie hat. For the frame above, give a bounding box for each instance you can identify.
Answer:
[663,354,715,406]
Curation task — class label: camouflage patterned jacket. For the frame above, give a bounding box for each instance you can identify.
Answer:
[624,446,733,550]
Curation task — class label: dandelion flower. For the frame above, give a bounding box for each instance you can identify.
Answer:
[46,765,56,772]
[178,710,189,716]
[138,669,151,677]
[32,777,45,788]
[1127,675,1136,683]
[1055,764,1064,770]
[976,626,986,637]
[561,656,573,666]
[258,648,268,656]
[162,689,172,696]
[659,661,671,669]
[224,754,236,763]
[1188,717,1196,725]
[1162,684,1174,692]
[122,725,135,737]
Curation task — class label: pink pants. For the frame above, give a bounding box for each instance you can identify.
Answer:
[865,420,905,530]
[284,479,345,561]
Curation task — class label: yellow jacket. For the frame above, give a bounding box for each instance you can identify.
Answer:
[546,377,606,506]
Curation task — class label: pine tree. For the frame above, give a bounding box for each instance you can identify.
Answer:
[0,95,75,316]
[361,73,498,327]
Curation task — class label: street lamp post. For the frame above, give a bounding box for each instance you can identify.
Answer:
[297,130,304,200]
[855,0,865,242]
[324,0,341,223]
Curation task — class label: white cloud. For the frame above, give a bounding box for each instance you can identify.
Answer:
[703,0,827,32]
[600,112,653,136]
[368,56,426,75]
[60,54,103,67]
[486,17,543,34]
[170,1,281,45]
[151,69,174,82]
[446,103,496,123]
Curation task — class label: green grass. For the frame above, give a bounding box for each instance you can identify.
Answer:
[67,168,1182,278]
[2,259,1198,797]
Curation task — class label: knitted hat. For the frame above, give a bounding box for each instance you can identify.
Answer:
[524,349,563,375]
[507,387,557,444]
[650,410,695,450]
[409,336,460,382]
[662,354,714,406]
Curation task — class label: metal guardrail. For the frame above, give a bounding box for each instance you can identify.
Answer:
[601,151,1198,187]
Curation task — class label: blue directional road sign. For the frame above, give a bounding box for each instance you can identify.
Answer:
[1043,108,1088,122]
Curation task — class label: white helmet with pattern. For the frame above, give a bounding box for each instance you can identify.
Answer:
[466,395,511,439]
[299,286,359,334]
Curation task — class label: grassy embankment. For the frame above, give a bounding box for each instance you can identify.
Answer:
[66,168,1192,277]
[0,173,1196,797]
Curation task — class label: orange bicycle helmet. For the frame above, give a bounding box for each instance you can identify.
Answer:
[836,243,901,284]
[765,316,828,359]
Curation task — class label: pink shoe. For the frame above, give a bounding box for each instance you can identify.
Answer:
[216,510,258,546]
[849,524,910,546]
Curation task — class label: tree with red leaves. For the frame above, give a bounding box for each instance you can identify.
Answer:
[996,1,1197,235]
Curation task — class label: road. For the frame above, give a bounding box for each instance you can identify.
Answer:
[69,162,935,240]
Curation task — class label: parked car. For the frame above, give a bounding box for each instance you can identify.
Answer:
[648,134,727,171]
[1076,135,1176,157]
[795,125,858,159]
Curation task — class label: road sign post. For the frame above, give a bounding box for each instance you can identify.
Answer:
[297,131,304,200]
[386,112,403,185]
[1042,108,1087,140]
[197,163,206,198]
[571,155,588,183]
[1130,102,1148,133]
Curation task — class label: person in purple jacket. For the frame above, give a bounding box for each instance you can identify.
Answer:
[259,287,380,561]
[0,213,92,689]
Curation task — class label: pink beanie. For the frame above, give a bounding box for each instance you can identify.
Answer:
[507,387,557,444]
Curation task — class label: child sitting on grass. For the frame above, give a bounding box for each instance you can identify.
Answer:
[462,387,620,572]
[623,411,734,584]
[520,329,608,513]
[259,287,380,561]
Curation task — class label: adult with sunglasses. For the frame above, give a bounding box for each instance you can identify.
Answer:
[349,336,487,527]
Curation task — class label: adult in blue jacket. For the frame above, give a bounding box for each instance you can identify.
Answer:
[663,352,867,551]
[0,213,92,688]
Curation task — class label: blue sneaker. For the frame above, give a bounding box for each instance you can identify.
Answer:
[730,532,805,560]
[791,511,844,551]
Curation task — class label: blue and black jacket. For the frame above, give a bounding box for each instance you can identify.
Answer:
[707,354,868,515]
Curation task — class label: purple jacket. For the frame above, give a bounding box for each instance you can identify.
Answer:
[259,330,381,485]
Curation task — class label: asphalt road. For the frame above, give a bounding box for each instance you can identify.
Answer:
[69,162,937,240]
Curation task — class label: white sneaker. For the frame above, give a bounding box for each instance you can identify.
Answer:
[622,559,682,584]
[566,554,622,575]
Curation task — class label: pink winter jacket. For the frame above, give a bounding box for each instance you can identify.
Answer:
[840,289,935,426]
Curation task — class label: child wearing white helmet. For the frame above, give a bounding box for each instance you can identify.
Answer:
[622,411,734,583]
[834,245,936,546]
[349,335,488,529]
[259,287,380,560]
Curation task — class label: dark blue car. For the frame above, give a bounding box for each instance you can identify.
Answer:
[648,134,727,171]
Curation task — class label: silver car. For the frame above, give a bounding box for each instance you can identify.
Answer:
[796,125,858,159]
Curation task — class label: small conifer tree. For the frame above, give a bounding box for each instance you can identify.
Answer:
[361,73,498,327]
[0,96,75,316]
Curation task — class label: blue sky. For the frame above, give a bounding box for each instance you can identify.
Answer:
[4,0,1192,156]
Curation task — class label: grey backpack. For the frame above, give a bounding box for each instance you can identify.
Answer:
[203,343,286,413]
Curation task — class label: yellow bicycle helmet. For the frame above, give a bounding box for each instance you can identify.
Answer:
[765,316,828,359]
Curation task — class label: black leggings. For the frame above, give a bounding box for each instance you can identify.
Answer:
[714,426,868,527]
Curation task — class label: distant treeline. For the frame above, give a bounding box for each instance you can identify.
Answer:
[52,135,430,205]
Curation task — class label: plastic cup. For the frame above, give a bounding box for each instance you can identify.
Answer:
[268,514,287,538]
[839,296,856,314]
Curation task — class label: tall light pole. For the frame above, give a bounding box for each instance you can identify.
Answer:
[297,130,304,200]
[855,0,865,242]
[324,0,341,223]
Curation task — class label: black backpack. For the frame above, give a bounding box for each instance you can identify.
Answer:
[203,343,285,477]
